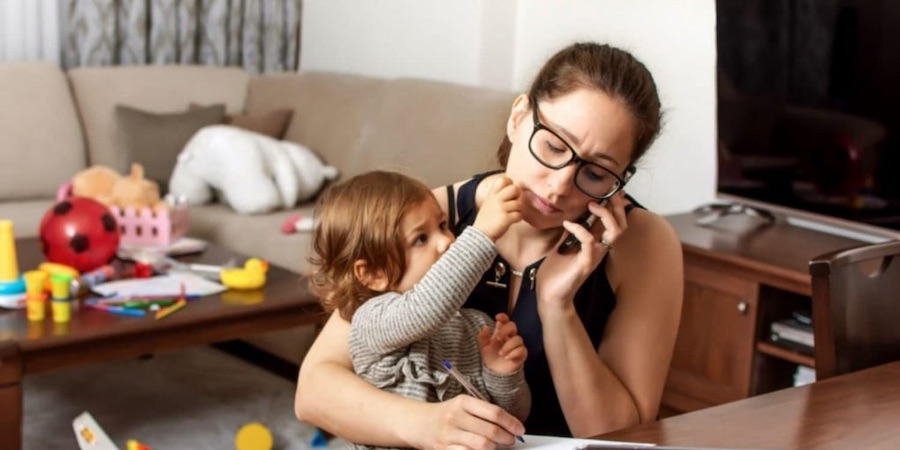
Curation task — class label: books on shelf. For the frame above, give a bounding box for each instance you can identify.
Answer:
[770,318,814,353]
[794,365,816,386]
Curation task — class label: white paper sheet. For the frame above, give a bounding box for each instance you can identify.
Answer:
[517,434,654,449]
[91,272,227,297]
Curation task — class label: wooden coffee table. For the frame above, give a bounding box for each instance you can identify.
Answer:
[0,238,325,449]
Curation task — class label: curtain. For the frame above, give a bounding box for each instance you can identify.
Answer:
[0,0,61,63]
[62,0,302,73]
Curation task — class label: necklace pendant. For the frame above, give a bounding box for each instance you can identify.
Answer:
[487,262,507,289]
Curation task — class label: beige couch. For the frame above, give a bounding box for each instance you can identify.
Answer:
[0,62,516,363]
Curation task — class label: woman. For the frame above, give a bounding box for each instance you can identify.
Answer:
[295,42,683,449]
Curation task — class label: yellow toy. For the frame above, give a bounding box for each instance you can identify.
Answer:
[38,262,80,292]
[235,422,273,450]
[220,258,268,290]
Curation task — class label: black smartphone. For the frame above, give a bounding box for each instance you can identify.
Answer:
[557,199,607,254]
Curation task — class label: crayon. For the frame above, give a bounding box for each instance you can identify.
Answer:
[155,298,187,320]
[86,303,146,317]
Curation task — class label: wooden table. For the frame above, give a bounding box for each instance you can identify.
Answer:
[0,238,325,449]
[599,360,900,449]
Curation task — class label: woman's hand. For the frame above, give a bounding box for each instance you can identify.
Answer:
[412,395,526,450]
[536,192,629,311]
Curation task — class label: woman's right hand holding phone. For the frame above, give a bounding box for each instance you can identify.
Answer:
[538,192,629,311]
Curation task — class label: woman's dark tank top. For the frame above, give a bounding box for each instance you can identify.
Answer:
[448,172,640,437]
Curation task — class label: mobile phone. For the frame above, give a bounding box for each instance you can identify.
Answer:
[557,199,608,254]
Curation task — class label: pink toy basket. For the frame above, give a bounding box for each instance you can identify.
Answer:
[56,183,189,247]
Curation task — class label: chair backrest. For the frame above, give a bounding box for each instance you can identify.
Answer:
[810,240,900,380]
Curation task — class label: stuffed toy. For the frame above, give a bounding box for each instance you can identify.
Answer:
[71,164,165,210]
[110,164,163,210]
[71,166,121,206]
[169,125,338,214]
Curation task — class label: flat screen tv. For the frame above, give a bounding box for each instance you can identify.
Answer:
[715,0,900,241]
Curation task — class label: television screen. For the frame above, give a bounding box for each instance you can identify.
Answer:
[716,0,900,237]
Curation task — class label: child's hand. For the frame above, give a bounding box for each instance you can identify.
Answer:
[473,176,521,241]
[478,313,527,375]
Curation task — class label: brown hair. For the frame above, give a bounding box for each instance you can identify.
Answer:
[498,42,663,168]
[308,170,434,321]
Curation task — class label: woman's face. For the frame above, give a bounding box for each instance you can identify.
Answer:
[504,88,636,230]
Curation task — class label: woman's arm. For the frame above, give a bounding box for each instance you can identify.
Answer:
[537,206,683,437]
[296,311,527,449]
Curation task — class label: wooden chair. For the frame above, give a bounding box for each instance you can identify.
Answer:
[809,240,900,380]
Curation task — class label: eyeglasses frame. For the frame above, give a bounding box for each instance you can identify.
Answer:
[528,96,636,200]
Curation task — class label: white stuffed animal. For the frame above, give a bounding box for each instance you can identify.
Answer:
[169,125,338,214]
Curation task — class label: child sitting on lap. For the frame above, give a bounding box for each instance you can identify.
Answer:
[309,170,530,448]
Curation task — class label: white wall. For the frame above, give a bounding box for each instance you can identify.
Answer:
[301,0,717,215]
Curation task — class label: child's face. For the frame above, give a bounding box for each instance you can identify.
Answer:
[394,198,455,292]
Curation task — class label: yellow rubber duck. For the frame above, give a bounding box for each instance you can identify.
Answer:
[220,258,268,290]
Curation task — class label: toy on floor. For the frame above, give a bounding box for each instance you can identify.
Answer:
[310,428,331,448]
[39,197,120,272]
[235,422,273,450]
[0,220,26,307]
[73,411,153,450]
[73,411,119,450]
[280,213,316,234]
[126,439,152,450]
[220,258,268,290]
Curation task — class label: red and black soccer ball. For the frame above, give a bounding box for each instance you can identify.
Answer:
[39,197,120,272]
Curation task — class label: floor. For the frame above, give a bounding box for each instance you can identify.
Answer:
[23,345,346,450]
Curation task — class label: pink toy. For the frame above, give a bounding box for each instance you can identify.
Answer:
[281,213,316,234]
[57,182,188,247]
[39,197,120,273]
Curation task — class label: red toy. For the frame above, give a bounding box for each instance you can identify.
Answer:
[39,197,120,272]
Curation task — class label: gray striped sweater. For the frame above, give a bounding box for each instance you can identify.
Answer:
[348,227,531,450]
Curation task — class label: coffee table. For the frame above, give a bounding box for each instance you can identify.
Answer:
[0,238,325,449]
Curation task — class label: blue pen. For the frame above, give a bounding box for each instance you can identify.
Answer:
[442,360,526,443]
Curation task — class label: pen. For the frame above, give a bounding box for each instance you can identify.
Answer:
[442,360,525,443]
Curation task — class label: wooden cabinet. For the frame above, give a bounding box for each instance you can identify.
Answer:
[661,212,865,415]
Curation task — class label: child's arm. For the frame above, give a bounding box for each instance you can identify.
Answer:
[479,313,531,421]
[351,227,496,355]
[352,177,520,356]
[484,367,531,422]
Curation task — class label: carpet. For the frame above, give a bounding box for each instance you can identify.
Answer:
[23,346,346,449]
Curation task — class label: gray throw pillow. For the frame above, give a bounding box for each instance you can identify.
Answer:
[116,104,226,191]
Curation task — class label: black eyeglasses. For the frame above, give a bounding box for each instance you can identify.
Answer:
[528,96,635,200]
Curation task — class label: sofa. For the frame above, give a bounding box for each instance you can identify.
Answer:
[0,62,516,364]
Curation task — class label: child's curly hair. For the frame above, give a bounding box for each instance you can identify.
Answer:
[308,171,434,321]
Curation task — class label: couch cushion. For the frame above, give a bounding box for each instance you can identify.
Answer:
[245,72,390,181]
[68,66,249,173]
[0,63,87,201]
[227,108,294,139]
[357,78,514,187]
[246,71,514,188]
[117,104,227,189]
[187,203,317,275]
[0,200,56,238]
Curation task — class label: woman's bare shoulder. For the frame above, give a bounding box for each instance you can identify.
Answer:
[609,208,682,286]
